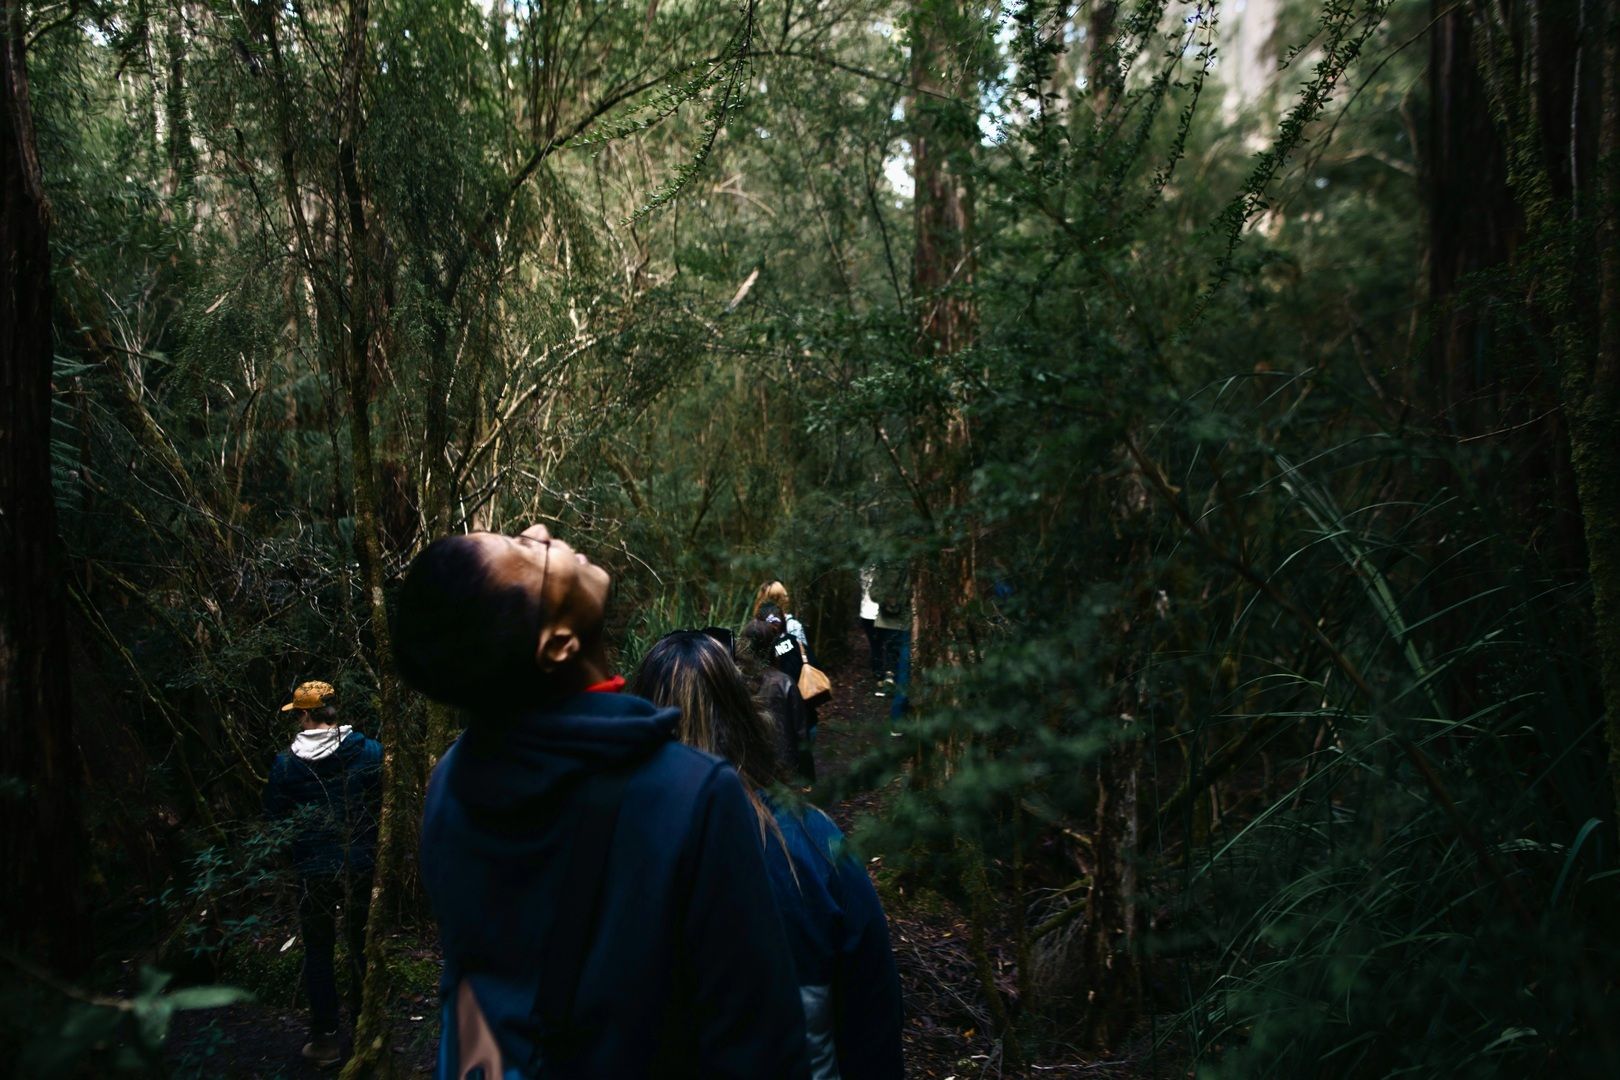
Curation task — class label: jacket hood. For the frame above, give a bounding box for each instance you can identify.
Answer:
[290,725,356,761]
[448,691,679,815]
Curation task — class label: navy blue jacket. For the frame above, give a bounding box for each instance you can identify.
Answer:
[420,690,810,1080]
[264,729,383,876]
[763,797,905,1080]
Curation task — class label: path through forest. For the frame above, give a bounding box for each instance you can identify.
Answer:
[166,630,1152,1078]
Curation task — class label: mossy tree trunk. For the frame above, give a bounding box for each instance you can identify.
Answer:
[1468,0,1620,846]
[333,0,406,1072]
[1579,8,1620,851]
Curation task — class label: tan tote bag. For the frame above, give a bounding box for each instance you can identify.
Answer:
[795,638,832,705]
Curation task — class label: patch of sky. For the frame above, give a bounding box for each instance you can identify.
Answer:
[884,140,914,200]
[977,5,1023,146]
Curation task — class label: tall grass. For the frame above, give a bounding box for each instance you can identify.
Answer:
[614,581,759,674]
[1160,421,1620,1075]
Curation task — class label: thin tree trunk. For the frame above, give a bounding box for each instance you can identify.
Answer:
[1078,722,1142,1047]
[1582,4,1620,848]
[164,0,194,197]
[1032,465,1148,1048]
[1,0,88,974]
[333,0,404,1072]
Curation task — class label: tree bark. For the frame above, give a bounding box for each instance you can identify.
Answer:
[333,0,405,1072]
[164,0,195,197]
[1465,0,1620,845]
[1427,0,1522,423]
[1580,0,1620,851]
[908,0,977,677]
[1077,723,1142,1048]
[1,0,89,974]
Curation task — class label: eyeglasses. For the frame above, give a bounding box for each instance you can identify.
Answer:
[660,626,736,656]
[511,533,552,601]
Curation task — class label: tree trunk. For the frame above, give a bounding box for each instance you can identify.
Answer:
[1427,0,1522,424]
[1031,465,1149,1047]
[1464,0,1620,844]
[333,0,405,1072]
[1077,725,1142,1047]
[1581,1,1620,850]
[164,0,195,197]
[340,343,407,1080]
[908,0,977,677]
[1,1,88,974]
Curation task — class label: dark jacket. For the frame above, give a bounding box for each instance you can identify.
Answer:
[420,690,809,1080]
[772,628,806,684]
[264,728,383,877]
[763,797,905,1080]
[758,668,809,766]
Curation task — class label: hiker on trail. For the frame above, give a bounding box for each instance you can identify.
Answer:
[759,602,820,782]
[632,632,906,1080]
[755,579,812,657]
[394,524,808,1080]
[741,618,812,782]
[859,567,884,686]
[263,680,383,1068]
[869,565,908,703]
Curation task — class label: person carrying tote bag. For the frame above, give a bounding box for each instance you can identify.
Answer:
[760,604,829,782]
[760,604,831,705]
[795,636,832,707]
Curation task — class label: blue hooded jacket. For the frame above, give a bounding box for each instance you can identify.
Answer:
[762,797,905,1080]
[420,689,810,1080]
[264,728,382,876]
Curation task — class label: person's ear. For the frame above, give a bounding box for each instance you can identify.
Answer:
[535,625,580,671]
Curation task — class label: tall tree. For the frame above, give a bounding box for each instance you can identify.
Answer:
[907,0,978,673]
[1,0,87,973]
[1579,2,1620,847]
[1463,0,1620,842]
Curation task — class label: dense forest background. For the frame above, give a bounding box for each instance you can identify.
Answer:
[4,0,1620,1072]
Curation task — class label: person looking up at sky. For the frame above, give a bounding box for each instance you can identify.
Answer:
[393,523,808,1080]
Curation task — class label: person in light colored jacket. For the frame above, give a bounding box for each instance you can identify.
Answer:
[859,568,883,683]
[755,579,812,656]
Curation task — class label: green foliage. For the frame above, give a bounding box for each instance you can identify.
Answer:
[24,0,1620,1070]
[5,968,249,1078]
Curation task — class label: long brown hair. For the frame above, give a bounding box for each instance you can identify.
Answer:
[753,580,791,619]
[630,632,786,835]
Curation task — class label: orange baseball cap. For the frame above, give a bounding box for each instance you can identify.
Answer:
[281,680,336,712]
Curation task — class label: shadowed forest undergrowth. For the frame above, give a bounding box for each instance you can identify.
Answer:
[5,0,1620,1072]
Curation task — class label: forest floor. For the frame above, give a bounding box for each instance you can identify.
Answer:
[167,629,1172,1078]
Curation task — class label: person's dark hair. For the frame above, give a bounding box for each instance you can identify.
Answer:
[756,602,786,632]
[741,618,779,666]
[313,703,340,724]
[393,535,548,713]
[631,632,785,801]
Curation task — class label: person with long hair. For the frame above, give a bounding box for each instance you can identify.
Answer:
[632,633,905,1080]
[395,524,807,1079]
[757,602,819,781]
[740,618,812,783]
[754,579,812,655]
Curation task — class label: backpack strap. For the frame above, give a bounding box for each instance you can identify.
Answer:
[524,764,635,1074]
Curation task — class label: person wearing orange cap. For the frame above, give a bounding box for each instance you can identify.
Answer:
[264,679,383,1067]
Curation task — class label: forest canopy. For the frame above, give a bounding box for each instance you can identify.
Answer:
[3,0,1619,1073]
